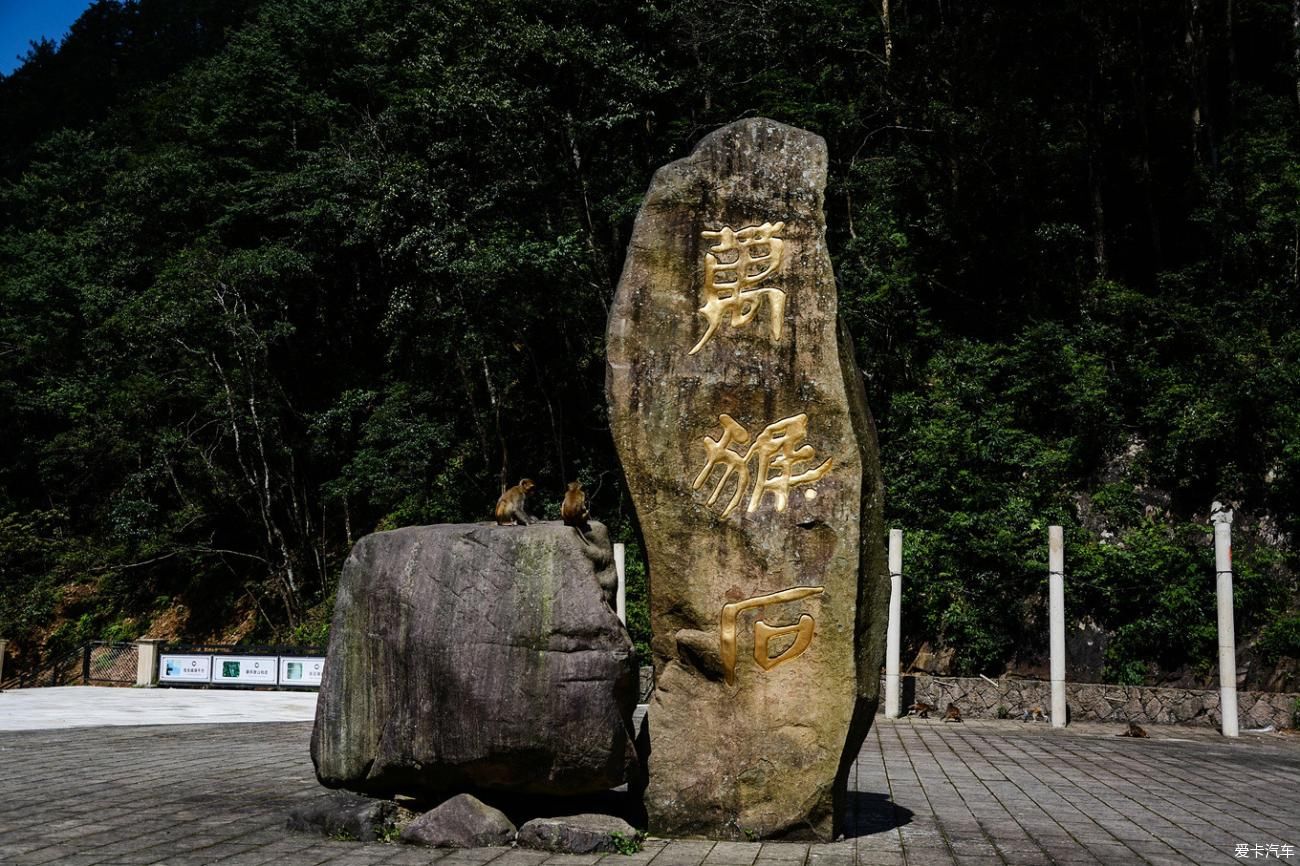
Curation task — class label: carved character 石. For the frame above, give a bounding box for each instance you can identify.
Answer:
[718,586,825,685]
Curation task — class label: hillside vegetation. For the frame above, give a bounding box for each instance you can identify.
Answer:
[2,0,1299,687]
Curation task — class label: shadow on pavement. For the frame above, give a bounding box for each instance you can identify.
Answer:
[842,790,912,838]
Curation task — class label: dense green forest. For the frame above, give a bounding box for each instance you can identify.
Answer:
[3,0,1299,688]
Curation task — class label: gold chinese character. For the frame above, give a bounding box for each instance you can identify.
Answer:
[719,586,825,685]
[689,222,787,354]
[691,413,752,518]
[691,413,833,518]
[745,414,834,513]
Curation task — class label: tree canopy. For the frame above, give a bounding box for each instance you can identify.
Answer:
[2,0,1299,686]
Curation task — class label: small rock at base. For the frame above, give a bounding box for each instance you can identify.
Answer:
[401,794,517,848]
[517,814,638,853]
[286,792,396,842]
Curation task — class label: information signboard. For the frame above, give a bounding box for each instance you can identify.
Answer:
[159,654,212,683]
[209,655,278,686]
[278,656,325,687]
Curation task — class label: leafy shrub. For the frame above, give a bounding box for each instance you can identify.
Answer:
[1257,615,1300,664]
[610,830,645,855]
[286,594,336,648]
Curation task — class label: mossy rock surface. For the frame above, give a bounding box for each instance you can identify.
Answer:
[311,521,639,798]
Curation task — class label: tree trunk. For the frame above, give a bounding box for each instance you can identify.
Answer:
[1086,43,1108,280]
[1226,0,1237,121]
[1089,151,1107,278]
[881,0,893,71]
[1130,46,1164,269]
[1185,0,1219,168]
[1187,0,1205,167]
[1293,0,1300,107]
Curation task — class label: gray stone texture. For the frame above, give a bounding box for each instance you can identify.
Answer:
[607,118,888,840]
[402,794,517,848]
[2,719,1297,865]
[311,520,640,799]
[888,672,1300,728]
[284,791,396,841]
[517,814,639,854]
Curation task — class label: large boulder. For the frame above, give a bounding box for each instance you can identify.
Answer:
[311,520,640,798]
[606,118,889,840]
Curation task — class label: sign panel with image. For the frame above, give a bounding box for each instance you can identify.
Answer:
[278,656,325,687]
[209,655,278,685]
[159,654,212,683]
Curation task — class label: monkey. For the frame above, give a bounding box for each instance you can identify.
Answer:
[1020,706,1046,722]
[942,702,963,723]
[561,480,594,543]
[561,480,589,526]
[494,478,537,526]
[907,701,937,719]
[1117,721,1149,739]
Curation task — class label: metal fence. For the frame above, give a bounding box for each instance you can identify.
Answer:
[85,642,138,684]
[0,641,137,690]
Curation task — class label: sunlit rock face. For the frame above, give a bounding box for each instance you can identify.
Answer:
[607,118,889,841]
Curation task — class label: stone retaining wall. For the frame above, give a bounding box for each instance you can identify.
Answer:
[887,673,1300,729]
[635,667,1299,728]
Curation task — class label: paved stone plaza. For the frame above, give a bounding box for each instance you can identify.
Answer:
[0,716,1295,866]
[0,687,317,731]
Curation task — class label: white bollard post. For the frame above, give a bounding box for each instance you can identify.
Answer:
[1049,526,1067,728]
[614,543,627,626]
[1214,520,1239,737]
[885,529,903,718]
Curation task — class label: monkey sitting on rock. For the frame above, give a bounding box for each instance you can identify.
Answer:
[561,480,590,535]
[942,702,963,722]
[494,478,537,526]
[559,475,598,543]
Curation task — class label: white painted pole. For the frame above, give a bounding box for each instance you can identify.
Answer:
[1214,521,1239,737]
[885,529,903,718]
[614,542,627,625]
[1049,526,1067,728]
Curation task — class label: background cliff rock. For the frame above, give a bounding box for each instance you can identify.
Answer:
[311,521,640,799]
[607,118,889,840]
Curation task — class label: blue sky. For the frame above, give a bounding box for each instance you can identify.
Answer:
[0,0,96,76]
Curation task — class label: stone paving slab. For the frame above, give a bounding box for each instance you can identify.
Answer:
[0,717,1295,865]
[0,686,317,730]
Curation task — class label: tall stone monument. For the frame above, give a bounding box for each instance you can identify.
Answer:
[607,118,888,840]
